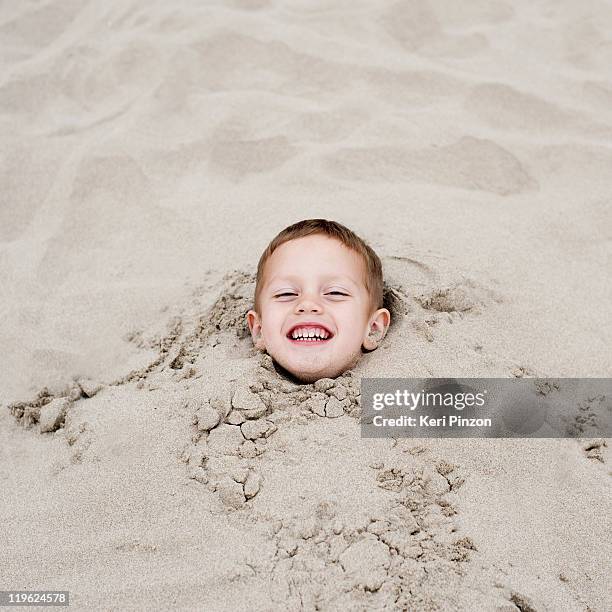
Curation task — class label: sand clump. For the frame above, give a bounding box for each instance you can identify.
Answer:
[38,397,71,433]
[231,454,493,610]
[181,350,364,510]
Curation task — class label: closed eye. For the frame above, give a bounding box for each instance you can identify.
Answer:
[274,291,348,298]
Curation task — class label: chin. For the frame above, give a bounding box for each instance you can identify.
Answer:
[270,351,357,384]
[271,357,333,384]
[291,369,328,384]
[288,362,348,384]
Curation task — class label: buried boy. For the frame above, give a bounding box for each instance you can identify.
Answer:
[246,219,391,383]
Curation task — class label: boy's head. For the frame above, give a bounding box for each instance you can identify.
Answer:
[247,219,391,383]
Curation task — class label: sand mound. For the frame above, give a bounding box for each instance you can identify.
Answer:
[6,268,609,609]
[6,269,516,609]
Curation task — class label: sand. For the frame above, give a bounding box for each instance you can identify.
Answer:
[1,1,611,610]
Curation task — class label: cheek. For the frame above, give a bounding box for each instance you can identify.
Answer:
[261,309,287,338]
[335,305,369,334]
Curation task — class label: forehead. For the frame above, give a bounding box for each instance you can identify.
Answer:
[263,235,367,286]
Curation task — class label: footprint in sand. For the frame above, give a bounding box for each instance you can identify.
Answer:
[408,276,503,342]
[581,439,607,463]
[0,1,82,49]
[0,145,63,241]
[209,135,298,178]
[190,32,353,95]
[326,137,536,196]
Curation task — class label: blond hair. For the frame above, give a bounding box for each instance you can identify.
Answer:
[253,219,384,313]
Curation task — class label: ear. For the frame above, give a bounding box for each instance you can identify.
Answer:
[247,309,266,350]
[362,308,391,351]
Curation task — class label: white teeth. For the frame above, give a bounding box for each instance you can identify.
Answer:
[290,327,330,340]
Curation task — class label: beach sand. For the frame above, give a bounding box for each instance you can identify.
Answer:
[1,1,611,610]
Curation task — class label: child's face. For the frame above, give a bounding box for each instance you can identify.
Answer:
[247,235,390,383]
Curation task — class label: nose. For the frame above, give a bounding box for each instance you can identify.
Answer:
[295,293,323,314]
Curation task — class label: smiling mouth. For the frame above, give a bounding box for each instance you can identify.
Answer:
[286,326,334,345]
